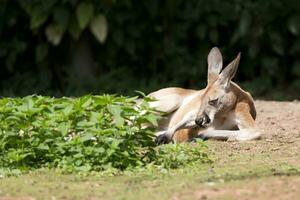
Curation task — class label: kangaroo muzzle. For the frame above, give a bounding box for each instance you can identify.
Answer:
[195,114,211,127]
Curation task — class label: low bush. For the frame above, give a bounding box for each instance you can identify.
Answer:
[0,95,211,174]
[155,142,211,169]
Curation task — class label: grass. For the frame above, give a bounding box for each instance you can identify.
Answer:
[1,140,299,199]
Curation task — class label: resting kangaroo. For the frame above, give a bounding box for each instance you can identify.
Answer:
[149,47,261,144]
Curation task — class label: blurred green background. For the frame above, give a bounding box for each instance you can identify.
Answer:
[1,0,300,99]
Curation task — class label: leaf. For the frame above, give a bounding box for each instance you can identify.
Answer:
[63,104,73,116]
[145,114,159,126]
[90,112,103,123]
[77,120,95,127]
[79,133,94,142]
[89,14,108,44]
[288,15,300,36]
[81,97,93,108]
[58,121,71,136]
[95,147,105,153]
[107,105,124,127]
[45,24,65,46]
[37,143,49,150]
[135,91,146,97]
[76,165,91,172]
[111,140,121,149]
[24,97,34,110]
[76,2,94,30]
[30,6,48,29]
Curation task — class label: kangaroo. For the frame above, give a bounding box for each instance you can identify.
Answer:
[148,47,261,144]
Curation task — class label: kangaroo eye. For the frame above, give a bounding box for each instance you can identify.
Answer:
[208,98,219,106]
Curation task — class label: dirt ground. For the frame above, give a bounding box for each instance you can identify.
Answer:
[173,100,300,200]
[174,176,300,200]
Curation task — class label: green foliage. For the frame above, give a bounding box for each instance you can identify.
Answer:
[155,141,211,169]
[1,0,299,96]
[0,95,211,174]
[0,95,157,172]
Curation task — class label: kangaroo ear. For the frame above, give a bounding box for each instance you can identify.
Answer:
[218,52,241,88]
[207,47,223,85]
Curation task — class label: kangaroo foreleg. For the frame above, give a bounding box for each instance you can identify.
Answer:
[155,110,198,144]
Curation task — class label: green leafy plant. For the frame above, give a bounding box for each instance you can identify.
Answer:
[0,95,212,174]
[0,95,159,172]
[155,141,212,169]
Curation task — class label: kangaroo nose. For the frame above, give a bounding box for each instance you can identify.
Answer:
[205,115,211,124]
[195,114,210,127]
[195,118,203,126]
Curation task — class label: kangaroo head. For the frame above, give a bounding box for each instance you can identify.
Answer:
[195,47,241,128]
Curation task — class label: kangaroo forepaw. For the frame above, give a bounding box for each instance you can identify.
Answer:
[155,134,171,145]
